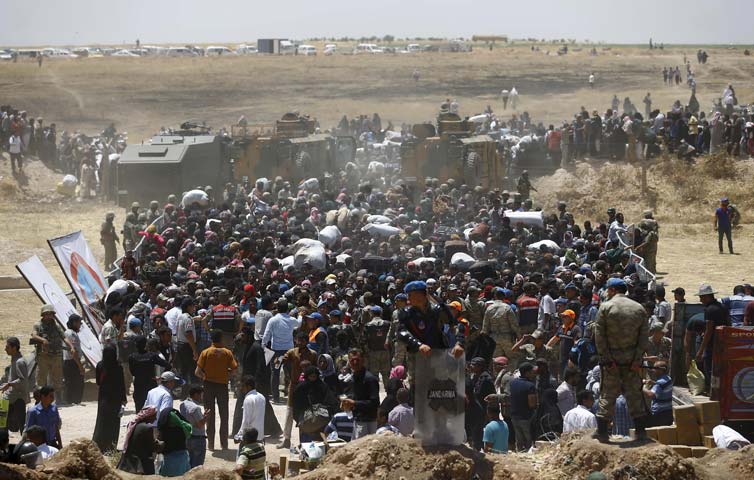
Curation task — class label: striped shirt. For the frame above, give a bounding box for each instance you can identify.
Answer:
[324,411,355,442]
[650,375,673,414]
[237,442,266,480]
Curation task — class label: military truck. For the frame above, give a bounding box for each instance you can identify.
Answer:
[231,113,356,184]
[400,111,500,192]
[116,115,356,205]
[116,122,232,206]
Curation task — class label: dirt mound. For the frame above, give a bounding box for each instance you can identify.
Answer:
[0,439,121,480]
[695,445,754,479]
[531,156,754,224]
[538,433,698,480]
[295,433,711,480]
[296,433,493,480]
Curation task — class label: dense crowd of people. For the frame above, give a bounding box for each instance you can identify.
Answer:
[1,80,752,476]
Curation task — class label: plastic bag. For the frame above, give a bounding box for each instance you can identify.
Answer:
[318,225,341,248]
[181,189,209,207]
[687,360,705,395]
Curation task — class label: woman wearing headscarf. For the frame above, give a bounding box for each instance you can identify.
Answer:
[317,354,339,394]
[532,388,563,441]
[292,366,338,442]
[117,406,158,474]
[92,345,127,452]
[129,335,171,411]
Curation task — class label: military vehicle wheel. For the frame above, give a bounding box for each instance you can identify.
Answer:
[295,151,311,171]
[465,151,480,184]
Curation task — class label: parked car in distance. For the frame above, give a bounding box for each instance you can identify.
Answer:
[41,48,78,58]
[236,44,258,55]
[297,45,317,56]
[323,44,337,55]
[354,43,383,54]
[167,47,198,57]
[111,49,140,57]
[206,46,235,56]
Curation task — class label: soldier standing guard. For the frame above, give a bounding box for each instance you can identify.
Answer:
[482,288,520,365]
[594,277,650,441]
[100,212,119,270]
[396,281,465,388]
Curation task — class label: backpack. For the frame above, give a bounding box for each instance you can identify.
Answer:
[569,337,597,372]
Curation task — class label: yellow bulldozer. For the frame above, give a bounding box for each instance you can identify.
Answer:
[400,111,500,192]
[231,113,356,184]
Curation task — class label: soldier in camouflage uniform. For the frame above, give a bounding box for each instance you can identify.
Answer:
[594,277,650,441]
[636,213,659,275]
[100,212,119,270]
[122,212,138,251]
[387,293,409,367]
[482,288,520,363]
[462,285,486,346]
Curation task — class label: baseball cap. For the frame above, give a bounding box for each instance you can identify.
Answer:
[306,312,324,322]
[470,357,487,367]
[560,309,576,320]
[394,293,408,301]
[671,287,685,296]
[160,371,184,384]
[329,309,342,317]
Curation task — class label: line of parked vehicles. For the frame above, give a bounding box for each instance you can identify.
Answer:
[1,39,470,60]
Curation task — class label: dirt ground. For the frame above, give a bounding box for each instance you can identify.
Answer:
[1,44,753,477]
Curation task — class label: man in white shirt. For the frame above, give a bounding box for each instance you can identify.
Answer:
[145,371,182,423]
[537,282,557,334]
[510,86,519,110]
[556,368,580,416]
[175,298,199,384]
[563,390,598,433]
[26,425,59,459]
[165,298,183,335]
[608,212,628,244]
[235,375,266,443]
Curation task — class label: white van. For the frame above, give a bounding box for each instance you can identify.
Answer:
[297,45,317,56]
[236,44,258,55]
[279,41,296,55]
[41,48,79,58]
[354,43,383,54]
[166,47,197,57]
[206,46,235,56]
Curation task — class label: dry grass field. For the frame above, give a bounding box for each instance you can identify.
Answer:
[0,44,752,472]
[1,44,754,140]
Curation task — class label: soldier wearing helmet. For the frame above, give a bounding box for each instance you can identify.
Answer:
[122,212,138,251]
[130,201,140,217]
[100,212,119,270]
[147,200,161,223]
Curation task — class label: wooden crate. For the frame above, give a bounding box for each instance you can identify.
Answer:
[694,401,721,426]
[656,426,678,445]
[703,435,716,449]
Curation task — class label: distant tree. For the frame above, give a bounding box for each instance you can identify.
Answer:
[383,35,395,43]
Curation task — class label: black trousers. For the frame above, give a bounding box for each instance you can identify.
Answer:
[203,380,229,448]
[133,379,157,412]
[63,359,84,404]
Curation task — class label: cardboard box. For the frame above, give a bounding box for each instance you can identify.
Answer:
[646,427,661,440]
[691,446,709,458]
[676,421,702,446]
[674,405,699,426]
[699,423,716,437]
[694,401,721,425]
[657,426,678,445]
[703,435,716,448]
[670,445,693,458]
